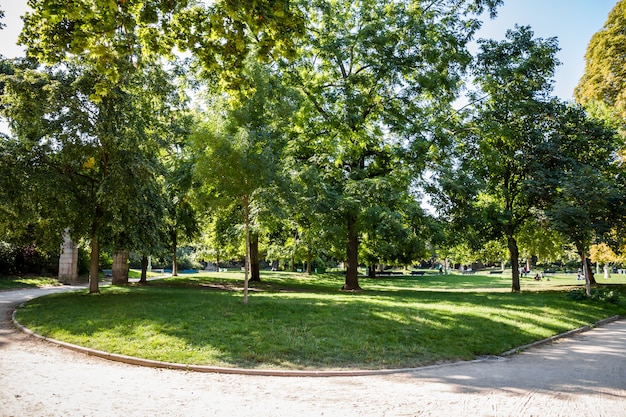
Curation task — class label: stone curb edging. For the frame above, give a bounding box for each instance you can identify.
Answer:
[11,302,622,378]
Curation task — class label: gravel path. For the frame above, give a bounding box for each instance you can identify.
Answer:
[1,285,625,417]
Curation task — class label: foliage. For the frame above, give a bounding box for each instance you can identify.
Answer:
[0,241,57,275]
[441,26,561,292]
[20,0,304,96]
[278,0,502,289]
[0,60,177,291]
[590,242,618,266]
[545,103,623,294]
[566,287,620,304]
[575,0,626,122]
[517,220,567,265]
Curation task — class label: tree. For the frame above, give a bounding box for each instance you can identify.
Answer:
[20,0,304,95]
[279,0,502,290]
[163,127,200,278]
[546,104,622,295]
[0,60,176,292]
[192,62,295,303]
[450,26,560,292]
[516,219,566,269]
[575,0,626,122]
[590,242,617,279]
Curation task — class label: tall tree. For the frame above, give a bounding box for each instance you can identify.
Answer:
[279,0,502,290]
[575,0,626,122]
[448,26,560,292]
[0,62,173,292]
[546,103,622,295]
[192,62,295,303]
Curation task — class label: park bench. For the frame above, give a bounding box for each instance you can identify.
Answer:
[489,270,503,274]
[410,271,425,276]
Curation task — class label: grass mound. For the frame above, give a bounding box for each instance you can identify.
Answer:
[14,270,626,370]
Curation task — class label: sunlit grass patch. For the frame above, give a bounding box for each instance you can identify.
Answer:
[14,271,626,370]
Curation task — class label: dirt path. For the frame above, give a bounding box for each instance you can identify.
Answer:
[1,286,625,417]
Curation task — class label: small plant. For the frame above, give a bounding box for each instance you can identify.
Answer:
[566,287,620,304]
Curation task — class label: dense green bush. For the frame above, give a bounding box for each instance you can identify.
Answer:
[566,287,620,304]
[0,242,57,275]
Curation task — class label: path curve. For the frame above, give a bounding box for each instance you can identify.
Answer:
[1,286,625,416]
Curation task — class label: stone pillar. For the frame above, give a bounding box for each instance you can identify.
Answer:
[58,229,78,284]
[112,250,129,285]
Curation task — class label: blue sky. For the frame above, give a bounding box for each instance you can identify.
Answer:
[0,0,618,100]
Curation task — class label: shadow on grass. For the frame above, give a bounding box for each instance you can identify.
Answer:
[14,279,626,371]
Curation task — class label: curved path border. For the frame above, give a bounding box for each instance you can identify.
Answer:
[7,284,623,377]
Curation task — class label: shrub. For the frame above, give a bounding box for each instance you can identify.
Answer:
[0,242,58,275]
[0,242,16,274]
[566,287,620,304]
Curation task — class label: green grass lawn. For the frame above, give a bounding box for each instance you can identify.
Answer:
[0,275,62,290]
[14,269,626,371]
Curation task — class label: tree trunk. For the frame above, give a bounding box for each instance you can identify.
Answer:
[171,230,178,276]
[506,233,521,292]
[139,255,148,284]
[216,254,220,273]
[343,214,361,291]
[250,232,260,282]
[112,250,129,285]
[306,249,312,275]
[582,250,592,296]
[243,195,250,304]
[368,265,376,278]
[88,233,100,294]
[587,258,597,285]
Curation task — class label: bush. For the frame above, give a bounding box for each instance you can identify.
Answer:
[0,242,16,274]
[0,242,58,275]
[566,287,620,304]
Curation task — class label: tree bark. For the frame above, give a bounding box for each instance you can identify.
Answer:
[88,233,100,294]
[306,249,312,275]
[587,258,597,286]
[582,250,592,296]
[250,232,260,282]
[368,265,376,278]
[139,255,148,284]
[343,214,361,291]
[506,233,521,292]
[243,195,250,304]
[171,230,178,276]
[576,242,597,293]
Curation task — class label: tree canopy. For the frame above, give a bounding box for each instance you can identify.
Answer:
[576,0,626,121]
[4,0,626,298]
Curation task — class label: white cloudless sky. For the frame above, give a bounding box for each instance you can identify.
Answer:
[0,0,619,101]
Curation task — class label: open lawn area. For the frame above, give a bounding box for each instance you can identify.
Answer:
[12,270,626,371]
[0,275,62,290]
